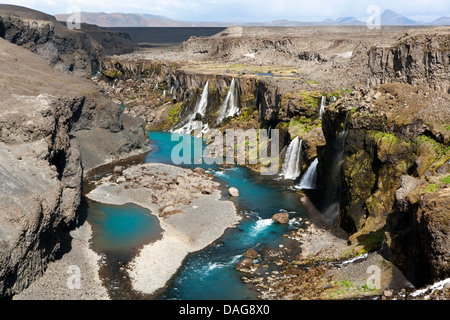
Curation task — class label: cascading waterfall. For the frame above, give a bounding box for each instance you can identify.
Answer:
[193,81,209,118]
[173,81,210,135]
[297,158,318,189]
[217,78,240,123]
[319,96,326,120]
[281,136,302,180]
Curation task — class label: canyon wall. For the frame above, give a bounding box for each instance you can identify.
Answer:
[0,5,135,77]
[0,37,149,298]
[367,31,450,91]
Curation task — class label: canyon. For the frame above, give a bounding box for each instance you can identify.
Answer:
[0,4,449,301]
[99,24,449,297]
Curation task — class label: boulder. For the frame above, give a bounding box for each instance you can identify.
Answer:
[236,258,253,271]
[193,167,205,174]
[244,248,260,260]
[272,212,289,224]
[228,187,239,197]
[113,166,123,175]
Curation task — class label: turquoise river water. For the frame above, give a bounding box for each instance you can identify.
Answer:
[85,131,309,300]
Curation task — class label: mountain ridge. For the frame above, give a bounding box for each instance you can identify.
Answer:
[55,9,449,27]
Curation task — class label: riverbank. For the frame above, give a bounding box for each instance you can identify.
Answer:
[13,222,109,300]
[86,162,241,295]
[242,195,450,300]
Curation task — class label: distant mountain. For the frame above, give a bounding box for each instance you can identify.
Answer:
[263,20,311,26]
[264,17,363,26]
[322,16,364,25]
[429,17,450,25]
[380,9,420,25]
[55,12,178,27]
[55,12,233,27]
[55,10,450,28]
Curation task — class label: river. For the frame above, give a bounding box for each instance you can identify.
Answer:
[84,131,309,300]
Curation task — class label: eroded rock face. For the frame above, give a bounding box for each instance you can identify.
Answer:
[317,84,450,287]
[367,32,450,91]
[0,38,149,298]
[0,94,83,297]
[416,188,450,281]
[0,5,106,77]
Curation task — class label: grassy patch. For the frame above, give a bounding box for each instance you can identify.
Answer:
[417,135,450,157]
[374,131,399,144]
[425,183,439,193]
[288,116,321,135]
[440,175,450,185]
[166,102,183,127]
[329,279,376,298]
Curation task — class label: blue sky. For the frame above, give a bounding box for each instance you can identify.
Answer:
[2,0,450,22]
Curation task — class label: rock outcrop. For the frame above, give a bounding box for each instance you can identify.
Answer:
[0,5,135,77]
[317,83,450,287]
[367,30,450,91]
[0,37,149,298]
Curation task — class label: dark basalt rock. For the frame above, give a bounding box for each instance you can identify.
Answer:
[0,5,135,78]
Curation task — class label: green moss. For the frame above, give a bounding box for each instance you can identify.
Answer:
[299,91,322,105]
[280,90,323,112]
[104,69,123,79]
[287,116,321,136]
[277,121,289,130]
[417,135,450,157]
[241,93,255,105]
[357,229,385,255]
[240,106,257,121]
[425,183,439,193]
[374,131,399,144]
[166,102,183,127]
[440,175,450,185]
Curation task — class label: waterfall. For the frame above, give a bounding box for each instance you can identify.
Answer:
[173,81,210,135]
[297,158,318,189]
[281,137,302,180]
[194,81,209,118]
[319,96,326,120]
[217,78,240,123]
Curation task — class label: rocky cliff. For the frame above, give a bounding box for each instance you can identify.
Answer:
[318,83,449,286]
[367,30,450,91]
[0,5,135,77]
[0,37,149,298]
